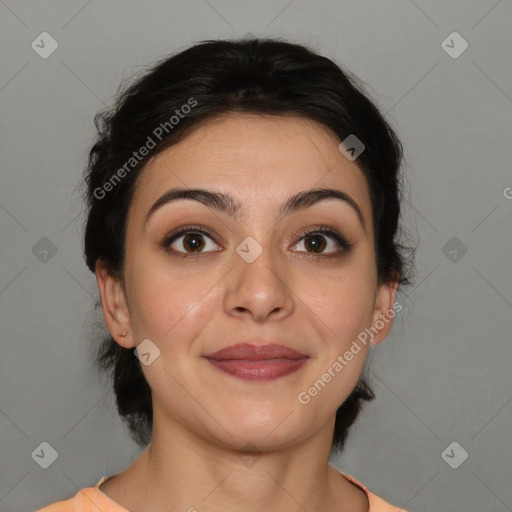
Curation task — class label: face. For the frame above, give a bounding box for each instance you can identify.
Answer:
[97,113,397,451]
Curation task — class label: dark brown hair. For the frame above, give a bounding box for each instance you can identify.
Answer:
[82,37,414,453]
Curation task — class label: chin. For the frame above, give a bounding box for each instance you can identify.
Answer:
[214,407,307,450]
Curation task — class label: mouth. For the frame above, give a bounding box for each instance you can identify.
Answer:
[202,343,309,382]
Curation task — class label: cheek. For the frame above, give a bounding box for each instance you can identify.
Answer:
[126,257,220,347]
[302,263,376,347]
[296,270,374,413]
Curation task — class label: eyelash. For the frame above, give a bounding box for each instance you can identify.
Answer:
[161,224,352,260]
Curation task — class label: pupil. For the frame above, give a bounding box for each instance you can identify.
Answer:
[185,233,204,252]
[307,235,325,253]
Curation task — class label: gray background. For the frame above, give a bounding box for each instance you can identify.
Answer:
[1,1,511,511]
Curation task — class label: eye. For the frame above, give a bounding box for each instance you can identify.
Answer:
[163,225,222,257]
[162,224,352,259]
[290,227,352,257]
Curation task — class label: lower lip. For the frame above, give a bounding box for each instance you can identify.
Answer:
[204,358,308,381]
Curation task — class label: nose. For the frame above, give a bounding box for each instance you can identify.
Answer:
[223,240,295,323]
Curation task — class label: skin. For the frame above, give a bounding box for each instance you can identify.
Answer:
[95,113,398,512]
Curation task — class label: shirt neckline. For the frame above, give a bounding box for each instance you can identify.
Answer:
[94,471,370,510]
[94,475,126,507]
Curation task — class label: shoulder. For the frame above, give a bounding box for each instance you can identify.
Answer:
[340,472,408,512]
[37,494,77,512]
[36,476,128,512]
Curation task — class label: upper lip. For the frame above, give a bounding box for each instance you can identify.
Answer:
[204,343,309,361]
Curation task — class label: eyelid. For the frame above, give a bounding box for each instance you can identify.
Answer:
[163,224,219,244]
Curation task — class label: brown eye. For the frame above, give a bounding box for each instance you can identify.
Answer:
[290,227,352,257]
[304,234,326,253]
[163,227,222,256]
[182,233,206,252]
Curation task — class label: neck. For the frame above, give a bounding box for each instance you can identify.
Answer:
[104,410,368,512]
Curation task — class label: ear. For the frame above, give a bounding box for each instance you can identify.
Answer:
[95,259,135,348]
[369,279,400,346]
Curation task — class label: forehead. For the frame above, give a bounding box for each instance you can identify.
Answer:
[131,113,372,224]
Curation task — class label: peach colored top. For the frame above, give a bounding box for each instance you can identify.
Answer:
[37,472,407,511]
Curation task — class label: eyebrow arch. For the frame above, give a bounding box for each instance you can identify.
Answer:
[145,187,366,231]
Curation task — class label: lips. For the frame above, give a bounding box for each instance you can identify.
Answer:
[203,343,309,381]
[204,343,308,360]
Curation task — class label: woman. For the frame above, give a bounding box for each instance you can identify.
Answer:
[38,37,413,512]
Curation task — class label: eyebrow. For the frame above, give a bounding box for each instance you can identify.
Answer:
[145,187,366,231]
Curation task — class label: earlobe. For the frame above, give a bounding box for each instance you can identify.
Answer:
[369,280,399,346]
[95,259,135,348]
